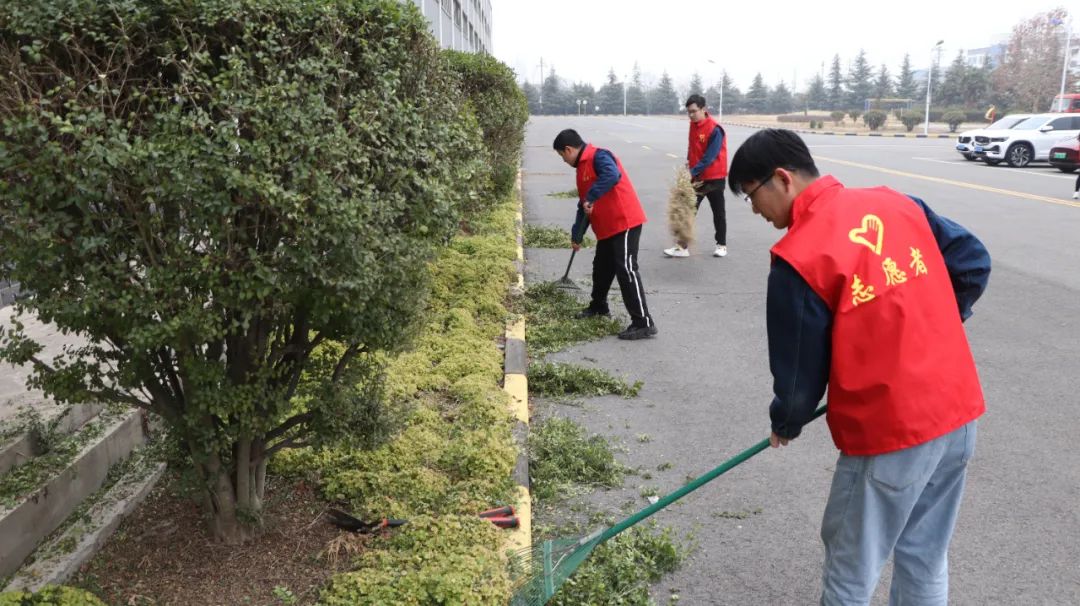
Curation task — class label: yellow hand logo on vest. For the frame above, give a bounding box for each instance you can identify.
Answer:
[849,214,884,256]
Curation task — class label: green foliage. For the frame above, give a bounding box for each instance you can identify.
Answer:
[548,524,687,606]
[519,283,622,356]
[273,201,518,520]
[318,516,509,606]
[524,224,594,249]
[899,112,923,132]
[830,111,846,125]
[444,50,529,207]
[0,0,486,537]
[529,362,641,399]
[863,110,888,131]
[0,586,106,606]
[530,417,624,501]
[942,111,967,133]
[847,109,862,123]
[546,189,580,199]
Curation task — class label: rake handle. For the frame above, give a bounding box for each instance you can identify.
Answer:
[560,249,577,281]
[598,405,827,544]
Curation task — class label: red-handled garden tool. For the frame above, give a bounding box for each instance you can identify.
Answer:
[326,505,519,533]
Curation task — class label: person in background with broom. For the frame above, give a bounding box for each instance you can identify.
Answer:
[554,128,657,340]
[728,129,990,605]
[664,94,729,258]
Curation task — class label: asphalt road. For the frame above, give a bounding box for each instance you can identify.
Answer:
[522,115,1080,605]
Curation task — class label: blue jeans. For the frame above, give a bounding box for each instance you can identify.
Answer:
[820,421,977,606]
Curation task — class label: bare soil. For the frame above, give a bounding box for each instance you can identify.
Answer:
[71,475,349,606]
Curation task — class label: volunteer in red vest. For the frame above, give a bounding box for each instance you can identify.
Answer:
[728,129,990,604]
[553,129,657,341]
[664,94,729,259]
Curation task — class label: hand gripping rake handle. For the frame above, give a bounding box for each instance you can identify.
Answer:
[589,405,828,546]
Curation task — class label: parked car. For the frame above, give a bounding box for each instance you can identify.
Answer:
[955,114,1031,161]
[972,114,1080,167]
[1048,137,1080,173]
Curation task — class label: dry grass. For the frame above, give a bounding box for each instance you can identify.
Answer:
[667,166,697,248]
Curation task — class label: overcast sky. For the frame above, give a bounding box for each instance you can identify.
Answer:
[490,1,1071,93]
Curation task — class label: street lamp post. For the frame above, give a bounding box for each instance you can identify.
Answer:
[707,59,723,121]
[1057,17,1073,102]
[923,40,944,136]
[623,75,628,116]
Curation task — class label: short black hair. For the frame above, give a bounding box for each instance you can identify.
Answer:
[728,129,820,194]
[685,94,707,109]
[553,129,585,150]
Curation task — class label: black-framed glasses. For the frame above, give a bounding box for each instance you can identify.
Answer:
[742,174,773,204]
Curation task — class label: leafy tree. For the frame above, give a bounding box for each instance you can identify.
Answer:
[846,49,874,109]
[745,73,769,113]
[704,72,738,115]
[522,81,541,114]
[541,67,575,115]
[864,109,888,130]
[0,0,493,543]
[597,69,624,115]
[828,54,845,110]
[570,82,597,114]
[626,63,648,114]
[939,50,969,106]
[767,81,794,114]
[688,73,704,98]
[806,73,829,110]
[942,111,967,132]
[895,53,918,100]
[994,8,1068,112]
[873,64,893,100]
[647,71,679,115]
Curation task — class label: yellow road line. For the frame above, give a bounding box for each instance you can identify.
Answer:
[817,155,1080,209]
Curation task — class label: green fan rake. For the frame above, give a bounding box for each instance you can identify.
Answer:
[509,406,827,605]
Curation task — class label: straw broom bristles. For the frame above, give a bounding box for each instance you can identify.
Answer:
[667,166,697,249]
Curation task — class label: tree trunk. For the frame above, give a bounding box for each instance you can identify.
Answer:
[196,443,264,544]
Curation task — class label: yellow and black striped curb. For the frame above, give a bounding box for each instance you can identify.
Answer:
[503,168,530,554]
[725,121,955,139]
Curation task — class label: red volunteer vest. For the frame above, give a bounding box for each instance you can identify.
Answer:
[687,114,728,181]
[576,144,647,240]
[771,176,984,456]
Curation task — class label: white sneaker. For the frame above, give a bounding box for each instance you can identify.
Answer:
[664,246,690,258]
[1073,191,1078,199]
[713,245,728,258]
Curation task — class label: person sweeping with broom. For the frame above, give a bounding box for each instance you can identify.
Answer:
[664,94,729,258]
[553,129,657,340]
[729,129,990,605]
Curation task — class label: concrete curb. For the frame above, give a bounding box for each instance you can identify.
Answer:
[725,121,955,139]
[4,459,166,592]
[504,169,531,555]
[0,409,146,579]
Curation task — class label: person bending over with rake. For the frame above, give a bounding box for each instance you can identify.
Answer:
[554,128,657,341]
[729,129,990,605]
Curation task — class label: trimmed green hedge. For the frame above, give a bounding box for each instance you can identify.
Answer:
[0,586,106,606]
[446,50,529,207]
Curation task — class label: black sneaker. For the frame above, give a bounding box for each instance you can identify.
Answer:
[617,323,658,340]
[575,307,610,319]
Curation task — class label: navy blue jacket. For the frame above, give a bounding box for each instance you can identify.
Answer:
[767,196,991,440]
[689,126,724,180]
[570,148,621,243]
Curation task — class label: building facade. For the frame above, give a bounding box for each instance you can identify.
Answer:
[408,0,492,54]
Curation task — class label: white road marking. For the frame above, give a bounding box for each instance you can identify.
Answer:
[817,155,1080,209]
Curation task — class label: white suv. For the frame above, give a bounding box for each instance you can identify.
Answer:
[955,114,1030,161]
[973,113,1080,167]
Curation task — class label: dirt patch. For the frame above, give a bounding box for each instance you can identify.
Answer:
[72,475,348,606]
